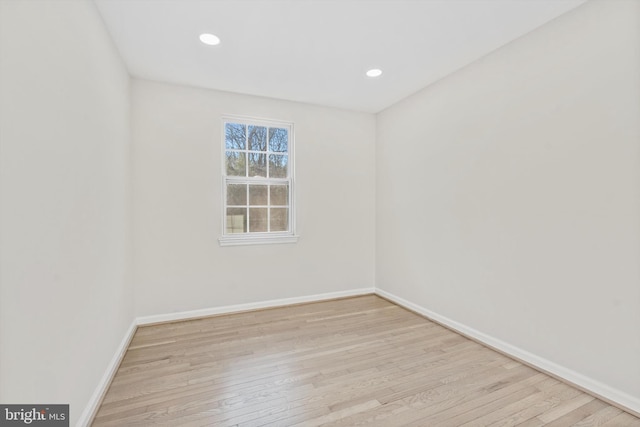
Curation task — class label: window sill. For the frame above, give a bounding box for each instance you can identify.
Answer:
[218,234,299,247]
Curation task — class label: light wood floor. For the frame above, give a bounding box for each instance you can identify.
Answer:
[93,295,640,426]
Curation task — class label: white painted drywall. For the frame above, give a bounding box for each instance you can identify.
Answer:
[376,0,640,402]
[0,1,132,424]
[131,80,375,317]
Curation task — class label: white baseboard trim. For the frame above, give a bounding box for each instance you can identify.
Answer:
[136,288,375,326]
[375,288,640,417]
[76,320,137,427]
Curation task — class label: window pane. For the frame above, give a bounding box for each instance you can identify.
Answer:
[249,152,267,177]
[269,128,288,153]
[270,184,288,206]
[227,184,247,206]
[248,126,267,151]
[225,123,246,150]
[269,154,288,178]
[270,208,288,232]
[249,208,267,232]
[249,184,268,205]
[226,152,246,176]
[223,119,293,239]
[226,208,247,233]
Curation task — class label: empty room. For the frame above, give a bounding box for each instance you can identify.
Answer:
[1,0,639,426]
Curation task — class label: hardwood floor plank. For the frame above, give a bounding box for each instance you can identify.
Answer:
[600,412,640,426]
[92,295,640,426]
[543,399,610,426]
[536,393,596,423]
[487,381,582,426]
[571,405,623,427]
[290,399,381,427]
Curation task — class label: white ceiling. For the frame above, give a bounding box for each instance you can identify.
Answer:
[94,0,586,113]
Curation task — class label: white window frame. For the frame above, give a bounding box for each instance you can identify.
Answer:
[218,115,298,246]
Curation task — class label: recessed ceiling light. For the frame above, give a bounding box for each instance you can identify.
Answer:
[366,68,383,78]
[199,33,221,46]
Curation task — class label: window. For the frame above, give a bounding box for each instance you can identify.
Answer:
[219,116,297,246]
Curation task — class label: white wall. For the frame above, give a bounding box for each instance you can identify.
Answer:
[0,1,132,424]
[376,0,640,407]
[132,80,375,316]
[3,0,638,421]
